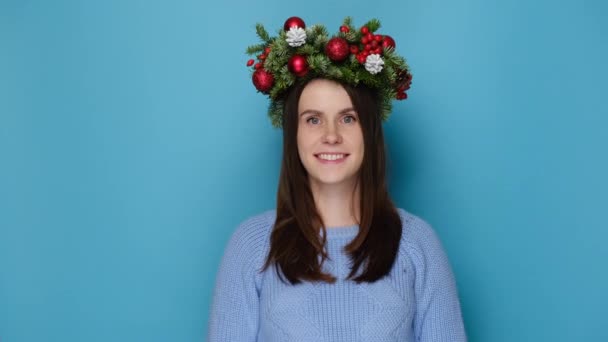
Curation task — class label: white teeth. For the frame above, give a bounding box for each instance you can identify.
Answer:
[318,153,345,161]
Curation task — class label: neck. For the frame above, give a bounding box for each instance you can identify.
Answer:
[309,178,361,228]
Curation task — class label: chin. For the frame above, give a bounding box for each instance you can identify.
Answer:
[309,173,358,187]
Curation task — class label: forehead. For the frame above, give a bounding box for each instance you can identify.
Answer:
[298,79,353,113]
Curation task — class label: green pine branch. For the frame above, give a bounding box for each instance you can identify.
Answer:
[343,17,353,27]
[246,43,266,55]
[363,19,381,33]
[268,99,284,128]
[255,23,272,43]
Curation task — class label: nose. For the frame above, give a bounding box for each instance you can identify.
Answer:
[322,121,342,144]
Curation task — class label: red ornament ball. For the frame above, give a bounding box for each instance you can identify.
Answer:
[382,35,396,49]
[252,69,274,93]
[325,37,350,62]
[284,16,306,31]
[288,54,309,77]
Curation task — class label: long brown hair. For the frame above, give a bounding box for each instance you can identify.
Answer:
[262,78,402,284]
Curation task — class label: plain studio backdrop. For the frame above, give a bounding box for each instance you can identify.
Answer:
[1,0,606,341]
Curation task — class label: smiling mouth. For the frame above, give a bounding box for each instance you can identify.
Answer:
[314,153,349,161]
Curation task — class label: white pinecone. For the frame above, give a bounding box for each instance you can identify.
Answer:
[365,54,384,74]
[286,27,307,47]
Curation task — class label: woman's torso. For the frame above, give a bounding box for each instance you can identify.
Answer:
[255,212,418,342]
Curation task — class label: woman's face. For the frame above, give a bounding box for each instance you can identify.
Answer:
[296,79,364,189]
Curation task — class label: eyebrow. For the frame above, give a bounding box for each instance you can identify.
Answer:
[299,107,356,117]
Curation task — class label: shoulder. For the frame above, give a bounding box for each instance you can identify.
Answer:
[395,207,447,261]
[222,209,276,267]
[230,209,276,245]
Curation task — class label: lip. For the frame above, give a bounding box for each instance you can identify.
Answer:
[314,153,349,164]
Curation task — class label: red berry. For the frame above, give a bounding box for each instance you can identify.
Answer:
[373,47,381,54]
[264,47,271,54]
[361,26,369,34]
[357,55,366,64]
[246,59,254,66]
[340,25,349,33]
[350,45,359,54]
[365,44,372,51]
[366,33,373,41]
[361,36,369,44]
[375,35,383,42]
[371,40,378,48]
[258,54,266,60]
[255,63,262,69]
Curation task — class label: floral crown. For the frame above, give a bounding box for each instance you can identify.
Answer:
[246,16,413,128]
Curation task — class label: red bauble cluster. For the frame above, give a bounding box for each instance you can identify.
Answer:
[325,37,349,62]
[284,16,306,31]
[288,54,309,77]
[354,35,382,63]
[252,69,274,93]
[348,26,397,64]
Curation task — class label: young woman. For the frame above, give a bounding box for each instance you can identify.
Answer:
[208,17,467,342]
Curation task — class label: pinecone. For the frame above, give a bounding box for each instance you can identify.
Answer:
[395,69,413,91]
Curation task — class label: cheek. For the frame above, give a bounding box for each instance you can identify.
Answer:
[297,130,314,151]
[296,136,312,165]
[353,130,364,152]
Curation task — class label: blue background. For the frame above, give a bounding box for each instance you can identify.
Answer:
[1,0,606,341]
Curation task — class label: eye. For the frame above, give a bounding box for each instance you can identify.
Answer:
[306,116,320,125]
[343,115,357,124]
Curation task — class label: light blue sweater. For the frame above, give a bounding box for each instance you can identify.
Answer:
[207,208,467,341]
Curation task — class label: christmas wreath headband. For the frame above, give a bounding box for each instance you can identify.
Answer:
[246,16,413,128]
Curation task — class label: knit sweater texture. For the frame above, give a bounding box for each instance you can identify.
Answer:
[207,208,467,341]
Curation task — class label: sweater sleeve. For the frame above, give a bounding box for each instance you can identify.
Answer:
[207,216,269,342]
[405,215,467,342]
